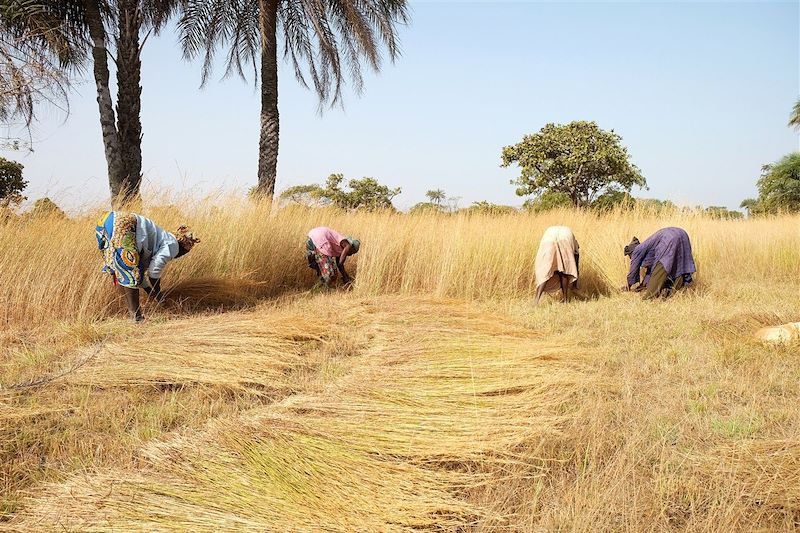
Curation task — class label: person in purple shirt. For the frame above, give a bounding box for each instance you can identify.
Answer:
[623,227,696,299]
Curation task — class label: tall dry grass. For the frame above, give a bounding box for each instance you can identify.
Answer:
[1,197,798,330]
[2,200,800,531]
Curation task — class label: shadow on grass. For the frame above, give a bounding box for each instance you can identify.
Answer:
[153,277,305,315]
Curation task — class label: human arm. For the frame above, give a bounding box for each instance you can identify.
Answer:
[338,241,352,267]
[337,241,353,283]
[626,246,646,289]
[336,256,351,285]
[142,276,163,300]
[148,240,178,280]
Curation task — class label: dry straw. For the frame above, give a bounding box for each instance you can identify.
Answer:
[2,197,798,331]
[2,201,800,531]
[11,297,594,531]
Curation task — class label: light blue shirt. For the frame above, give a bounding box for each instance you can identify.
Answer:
[135,215,179,279]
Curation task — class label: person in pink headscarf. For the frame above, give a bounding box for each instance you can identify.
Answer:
[305,226,361,287]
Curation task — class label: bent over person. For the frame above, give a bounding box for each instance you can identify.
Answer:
[534,226,580,304]
[306,226,360,287]
[96,211,200,321]
[624,227,696,299]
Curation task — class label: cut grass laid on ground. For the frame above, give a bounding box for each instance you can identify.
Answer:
[10,297,593,532]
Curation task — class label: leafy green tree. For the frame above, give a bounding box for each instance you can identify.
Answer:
[179,0,409,199]
[0,157,27,208]
[408,202,445,214]
[705,206,743,220]
[522,190,571,212]
[277,184,328,207]
[326,174,401,210]
[281,173,400,210]
[501,121,646,207]
[790,98,800,130]
[463,201,517,215]
[749,153,800,213]
[425,189,445,206]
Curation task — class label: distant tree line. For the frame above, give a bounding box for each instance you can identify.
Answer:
[278,173,401,211]
[0,155,65,221]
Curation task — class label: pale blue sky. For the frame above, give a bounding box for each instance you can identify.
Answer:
[3,1,799,211]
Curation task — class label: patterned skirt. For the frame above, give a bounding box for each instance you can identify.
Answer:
[95,211,142,288]
[306,238,338,284]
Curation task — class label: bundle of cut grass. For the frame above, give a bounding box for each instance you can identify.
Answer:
[755,322,800,344]
[0,403,68,424]
[63,301,365,394]
[276,344,589,462]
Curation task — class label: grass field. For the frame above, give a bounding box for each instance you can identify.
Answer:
[1,202,799,531]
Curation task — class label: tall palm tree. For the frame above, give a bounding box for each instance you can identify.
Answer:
[83,0,180,204]
[2,0,179,204]
[425,189,445,206]
[790,98,800,130]
[179,0,409,198]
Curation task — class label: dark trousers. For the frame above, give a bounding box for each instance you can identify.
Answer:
[643,262,685,300]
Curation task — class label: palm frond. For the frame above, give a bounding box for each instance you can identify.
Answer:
[0,0,87,125]
[178,0,408,106]
[789,98,800,131]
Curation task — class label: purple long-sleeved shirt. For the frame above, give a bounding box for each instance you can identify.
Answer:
[627,227,697,288]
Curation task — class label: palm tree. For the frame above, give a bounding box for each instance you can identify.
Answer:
[790,98,800,130]
[179,0,409,198]
[83,0,180,204]
[0,1,85,132]
[425,189,445,206]
[2,0,179,204]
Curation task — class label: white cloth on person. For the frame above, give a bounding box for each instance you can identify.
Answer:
[534,226,580,293]
[135,214,179,279]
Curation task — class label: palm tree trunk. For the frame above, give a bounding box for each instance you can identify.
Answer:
[256,0,279,198]
[115,0,143,204]
[83,0,125,205]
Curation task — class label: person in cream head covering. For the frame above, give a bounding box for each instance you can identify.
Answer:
[305,226,360,288]
[95,212,200,321]
[534,226,580,305]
